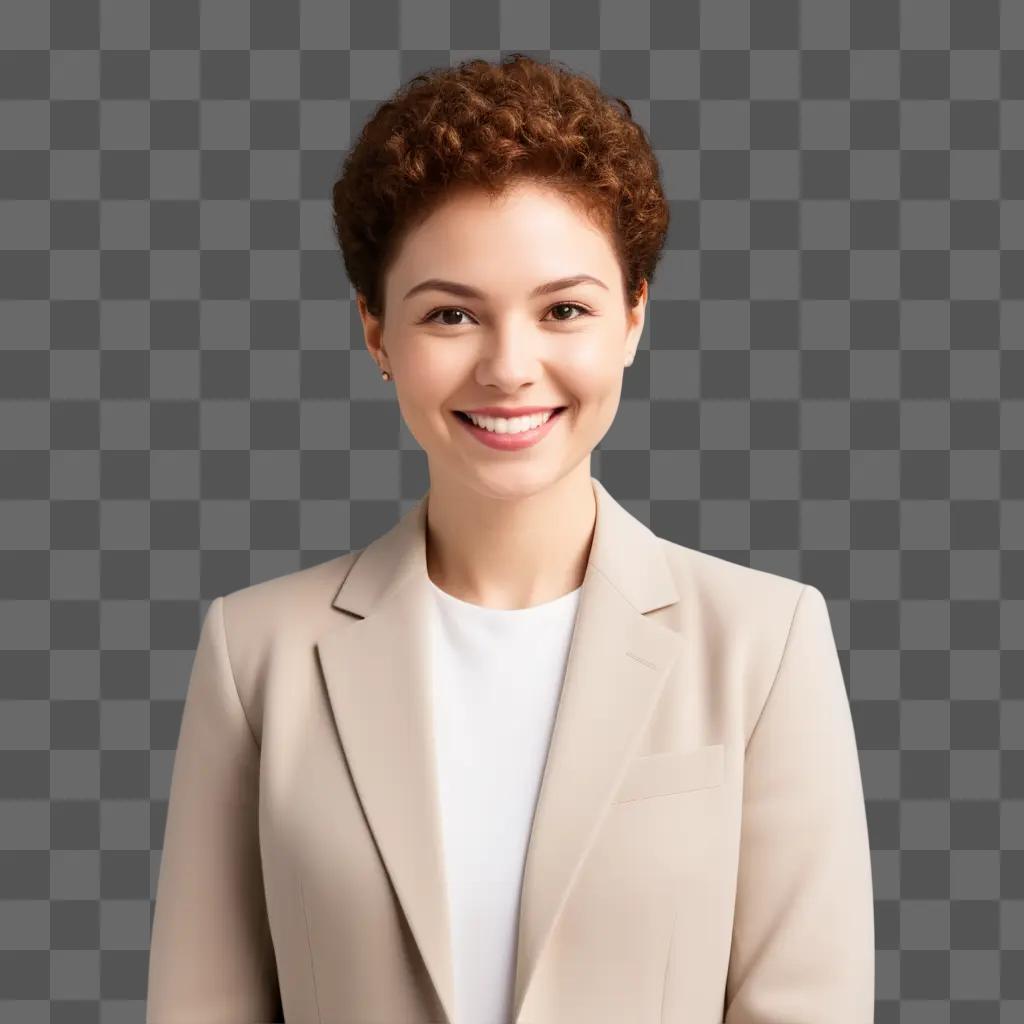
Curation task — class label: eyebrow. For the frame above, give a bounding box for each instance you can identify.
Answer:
[402,274,609,302]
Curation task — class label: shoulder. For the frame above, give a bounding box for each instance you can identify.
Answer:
[655,537,822,669]
[216,550,361,654]
[658,536,810,615]
[656,540,831,733]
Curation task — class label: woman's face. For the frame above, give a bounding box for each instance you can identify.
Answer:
[357,180,647,499]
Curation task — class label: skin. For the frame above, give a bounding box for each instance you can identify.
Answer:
[356,179,648,610]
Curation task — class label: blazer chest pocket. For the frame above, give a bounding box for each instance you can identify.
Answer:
[613,743,725,803]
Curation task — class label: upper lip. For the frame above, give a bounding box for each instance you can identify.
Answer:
[459,405,565,416]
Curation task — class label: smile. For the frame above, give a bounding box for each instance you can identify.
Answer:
[452,407,566,451]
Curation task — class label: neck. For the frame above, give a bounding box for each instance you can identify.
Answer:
[424,464,596,610]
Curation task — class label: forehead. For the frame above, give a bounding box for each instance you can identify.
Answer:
[390,181,616,282]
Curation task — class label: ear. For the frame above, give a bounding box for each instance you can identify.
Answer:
[356,293,386,366]
[624,279,648,368]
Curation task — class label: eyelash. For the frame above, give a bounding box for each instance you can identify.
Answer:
[419,301,593,327]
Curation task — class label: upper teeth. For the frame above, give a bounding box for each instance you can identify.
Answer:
[464,410,555,433]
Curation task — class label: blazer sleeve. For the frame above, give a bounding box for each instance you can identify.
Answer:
[146,595,283,1023]
[723,584,875,1024]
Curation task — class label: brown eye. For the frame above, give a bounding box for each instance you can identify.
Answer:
[424,308,471,326]
[548,302,589,321]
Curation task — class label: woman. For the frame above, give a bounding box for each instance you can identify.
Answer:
[147,54,874,1024]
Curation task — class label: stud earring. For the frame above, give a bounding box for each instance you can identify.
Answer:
[381,369,391,381]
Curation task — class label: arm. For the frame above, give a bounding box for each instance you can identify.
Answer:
[723,585,875,1023]
[146,595,283,1023]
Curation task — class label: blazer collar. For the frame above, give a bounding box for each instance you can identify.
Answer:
[315,476,683,1024]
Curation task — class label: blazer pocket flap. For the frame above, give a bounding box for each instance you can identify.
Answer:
[613,743,725,803]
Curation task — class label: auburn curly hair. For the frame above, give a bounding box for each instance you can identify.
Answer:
[331,53,670,322]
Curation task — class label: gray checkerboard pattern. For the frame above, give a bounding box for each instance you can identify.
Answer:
[1,0,1023,1021]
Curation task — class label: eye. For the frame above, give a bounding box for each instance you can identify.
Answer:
[420,302,593,326]
[547,302,591,321]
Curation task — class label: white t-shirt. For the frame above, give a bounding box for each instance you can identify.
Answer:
[427,575,583,1024]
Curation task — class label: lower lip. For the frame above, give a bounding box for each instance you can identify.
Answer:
[453,408,566,450]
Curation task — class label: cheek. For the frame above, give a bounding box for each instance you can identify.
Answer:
[573,373,628,436]
[561,336,626,381]
[391,357,450,413]
[564,360,627,409]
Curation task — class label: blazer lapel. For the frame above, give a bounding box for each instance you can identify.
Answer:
[315,476,683,1024]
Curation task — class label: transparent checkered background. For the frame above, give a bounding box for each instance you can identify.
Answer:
[2,0,1023,1021]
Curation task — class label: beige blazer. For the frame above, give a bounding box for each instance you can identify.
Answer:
[146,476,875,1024]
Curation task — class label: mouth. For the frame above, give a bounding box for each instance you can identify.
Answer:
[451,405,568,450]
[452,407,567,425]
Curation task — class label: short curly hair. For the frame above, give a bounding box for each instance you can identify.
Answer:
[331,53,670,321]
